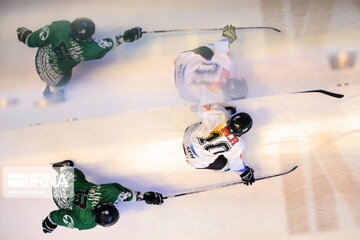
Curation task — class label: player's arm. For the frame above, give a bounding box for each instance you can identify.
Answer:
[88,38,118,59]
[112,183,164,205]
[195,104,230,138]
[17,24,51,48]
[204,25,236,57]
[93,27,142,55]
[86,26,143,60]
[44,209,72,231]
[42,215,58,233]
[227,154,255,186]
[111,183,139,202]
[42,209,75,233]
[17,27,32,45]
[44,209,96,232]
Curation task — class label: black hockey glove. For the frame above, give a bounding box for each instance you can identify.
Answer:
[240,166,255,185]
[123,27,143,42]
[143,191,164,205]
[225,106,237,115]
[42,217,57,233]
[17,27,32,44]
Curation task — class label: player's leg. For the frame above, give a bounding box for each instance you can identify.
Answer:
[51,160,92,209]
[52,160,74,173]
[200,155,230,171]
[52,160,74,168]
[42,84,66,103]
[174,52,201,102]
[35,47,69,103]
[52,160,87,183]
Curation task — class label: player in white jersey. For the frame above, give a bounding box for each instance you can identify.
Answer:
[174,25,248,105]
[183,104,255,185]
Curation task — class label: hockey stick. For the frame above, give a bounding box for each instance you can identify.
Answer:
[142,26,281,34]
[293,89,344,98]
[163,166,298,199]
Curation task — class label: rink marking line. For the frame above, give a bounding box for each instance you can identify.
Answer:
[281,153,310,234]
[281,131,360,235]
[310,156,338,231]
[313,133,360,227]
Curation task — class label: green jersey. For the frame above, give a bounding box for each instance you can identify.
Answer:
[49,168,137,230]
[26,20,118,87]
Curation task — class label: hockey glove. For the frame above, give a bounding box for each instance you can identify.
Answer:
[123,27,143,42]
[17,27,32,44]
[225,106,237,115]
[222,25,237,43]
[240,166,255,185]
[42,217,57,233]
[143,191,164,205]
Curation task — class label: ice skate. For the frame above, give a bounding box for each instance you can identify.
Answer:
[52,160,74,172]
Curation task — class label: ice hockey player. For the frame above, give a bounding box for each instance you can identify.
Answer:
[17,17,143,103]
[42,160,164,233]
[174,25,248,105]
[182,104,255,185]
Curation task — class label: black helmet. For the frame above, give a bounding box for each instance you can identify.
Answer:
[222,78,248,100]
[227,112,252,136]
[70,17,95,41]
[93,203,119,227]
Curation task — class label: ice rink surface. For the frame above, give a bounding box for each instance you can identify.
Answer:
[0,0,359,239]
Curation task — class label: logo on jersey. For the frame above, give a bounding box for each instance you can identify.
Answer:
[117,192,132,201]
[68,40,85,62]
[89,186,102,207]
[203,105,212,110]
[94,39,113,49]
[185,146,195,159]
[220,126,239,146]
[39,25,50,40]
[63,215,75,228]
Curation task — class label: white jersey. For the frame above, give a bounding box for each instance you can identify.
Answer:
[174,38,234,104]
[183,104,246,173]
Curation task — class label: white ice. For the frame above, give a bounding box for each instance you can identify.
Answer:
[0,0,359,239]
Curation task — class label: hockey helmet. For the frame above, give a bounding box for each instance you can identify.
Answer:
[222,78,248,100]
[93,203,119,227]
[227,112,252,136]
[70,17,95,41]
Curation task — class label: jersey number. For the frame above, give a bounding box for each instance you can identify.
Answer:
[53,41,69,60]
[73,190,89,209]
[198,132,231,154]
[195,62,220,74]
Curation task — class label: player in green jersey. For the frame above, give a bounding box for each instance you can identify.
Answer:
[17,17,143,103]
[42,160,164,233]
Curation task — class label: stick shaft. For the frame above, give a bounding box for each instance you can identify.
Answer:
[164,166,298,199]
[142,26,281,34]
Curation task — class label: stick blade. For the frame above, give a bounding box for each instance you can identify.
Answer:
[294,90,344,98]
